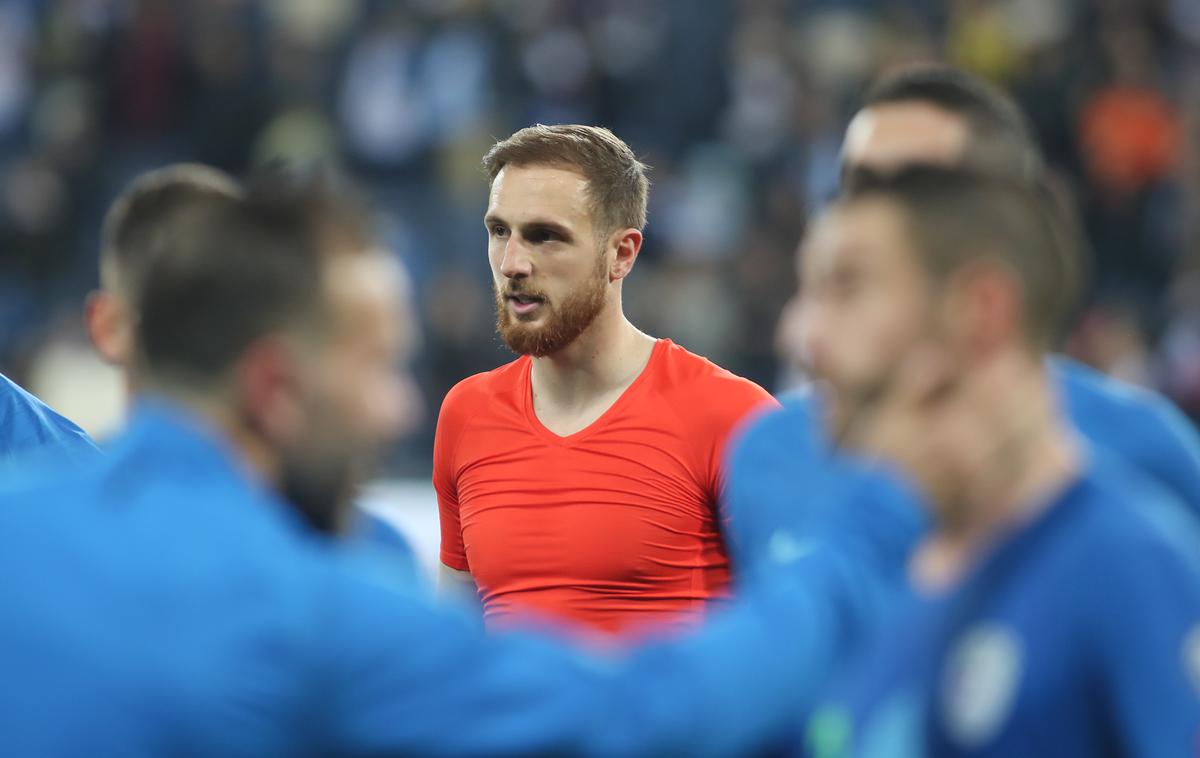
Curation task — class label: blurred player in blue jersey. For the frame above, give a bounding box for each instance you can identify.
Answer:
[83,163,422,582]
[0,372,97,467]
[726,64,1200,579]
[0,166,927,757]
[798,166,1200,756]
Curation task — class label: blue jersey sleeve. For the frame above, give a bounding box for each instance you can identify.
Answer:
[723,393,813,573]
[314,478,924,758]
[724,389,849,580]
[346,508,423,589]
[314,571,610,757]
[1053,358,1200,522]
[1091,535,1200,754]
[1124,390,1200,516]
[0,374,99,468]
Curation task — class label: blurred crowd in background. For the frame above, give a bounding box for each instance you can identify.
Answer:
[1,0,1199,474]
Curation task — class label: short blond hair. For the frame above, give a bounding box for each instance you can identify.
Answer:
[482,124,650,236]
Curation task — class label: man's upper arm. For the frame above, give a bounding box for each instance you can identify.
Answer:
[705,376,778,498]
[0,377,100,467]
[1138,393,1200,518]
[722,412,778,571]
[1095,540,1200,753]
[315,567,608,757]
[721,392,826,580]
[1055,358,1200,519]
[433,386,469,572]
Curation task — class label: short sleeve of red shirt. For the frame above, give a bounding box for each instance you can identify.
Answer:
[431,340,777,636]
[433,379,481,572]
[674,362,780,502]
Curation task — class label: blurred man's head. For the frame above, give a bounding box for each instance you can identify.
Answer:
[88,164,242,369]
[778,65,1063,375]
[482,124,649,356]
[134,169,419,532]
[841,64,1042,181]
[800,166,1079,450]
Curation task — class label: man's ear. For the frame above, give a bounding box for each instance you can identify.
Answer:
[235,337,307,446]
[943,260,1023,358]
[608,228,643,282]
[84,291,132,366]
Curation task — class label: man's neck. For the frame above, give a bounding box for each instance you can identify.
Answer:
[912,353,1081,592]
[530,303,656,410]
[141,382,282,493]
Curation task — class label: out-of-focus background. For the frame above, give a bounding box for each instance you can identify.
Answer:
[3,0,1200,483]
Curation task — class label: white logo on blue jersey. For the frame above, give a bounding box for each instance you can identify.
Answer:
[1182,624,1200,696]
[767,529,815,565]
[941,623,1023,749]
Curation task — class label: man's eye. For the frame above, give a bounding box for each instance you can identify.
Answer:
[528,229,558,244]
[830,271,862,297]
[490,225,508,238]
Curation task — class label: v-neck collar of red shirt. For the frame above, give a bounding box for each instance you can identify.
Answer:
[521,338,669,446]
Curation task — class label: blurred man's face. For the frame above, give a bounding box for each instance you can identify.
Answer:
[485,164,611,357]
[774,101,969,374]
[841,101,968,174]
[799,198,936,442]
[279,251,419,532]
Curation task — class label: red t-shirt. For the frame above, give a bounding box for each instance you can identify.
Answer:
[434,339,777,637]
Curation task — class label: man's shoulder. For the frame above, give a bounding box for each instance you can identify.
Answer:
[0,445,322,592]
[0,372,98,460]
[729,387,819,455]
[1029,470,1200,647]
[1051,356,1200,502]
[652,340,775,412]
[1051,356,1181,426]
[1042,468,1195,577]
[438,358,528,418]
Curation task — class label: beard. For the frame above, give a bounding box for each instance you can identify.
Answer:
[823,376,892,448]
[818,336,922,449]
[494,258,608,357]
[277,396,380,535]
[279,446,364,534]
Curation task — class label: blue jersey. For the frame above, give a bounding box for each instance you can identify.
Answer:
[348,508,424,588]
[802,467,1200,757]
[1051,357,1200,516]
[726,357,1200,578]
[0,372,98,467]
[0,400,921,757]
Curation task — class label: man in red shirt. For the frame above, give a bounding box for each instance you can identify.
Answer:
[436,125,776,638]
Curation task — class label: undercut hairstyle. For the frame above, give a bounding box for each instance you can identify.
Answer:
[100,164,243,299]
[842,166,1082,352]
[482,124,650,236]
[860,64,1043,183]
[134,166,377,391]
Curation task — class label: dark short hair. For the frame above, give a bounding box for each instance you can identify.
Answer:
[134,166,376,390]
[841,165,1081,351]
[482,124,650,236]
[859,64,1043,182]
[100,164,242,298]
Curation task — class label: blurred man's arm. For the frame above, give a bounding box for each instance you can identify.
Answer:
[1092,536,1200,754]
[314,471,923,758]
[437,563,481,610]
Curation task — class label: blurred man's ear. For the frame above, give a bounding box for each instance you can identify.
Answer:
[236,336,308,448]
[85,290,132,367]
[943,261,1023,359]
